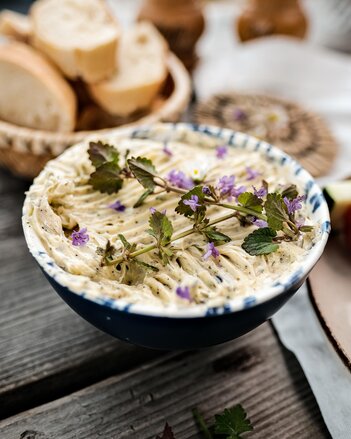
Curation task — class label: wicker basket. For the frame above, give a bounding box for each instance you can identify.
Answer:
[0,52,191,179]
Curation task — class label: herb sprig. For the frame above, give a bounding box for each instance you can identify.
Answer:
[88,142,312,281]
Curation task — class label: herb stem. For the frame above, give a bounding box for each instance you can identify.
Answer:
[108,212,237,265]
[192,408,213,439]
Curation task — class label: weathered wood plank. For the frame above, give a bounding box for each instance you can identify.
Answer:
[0,170,160,418]
[0,324,330,439]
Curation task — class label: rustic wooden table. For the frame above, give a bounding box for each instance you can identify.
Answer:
[0,169,331,438]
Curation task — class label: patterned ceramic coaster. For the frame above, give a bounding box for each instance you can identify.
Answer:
[193,93,338,177]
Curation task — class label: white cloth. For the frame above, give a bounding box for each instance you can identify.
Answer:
[273,285,351,439]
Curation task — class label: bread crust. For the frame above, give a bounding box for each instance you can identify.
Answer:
[0,41,77,132]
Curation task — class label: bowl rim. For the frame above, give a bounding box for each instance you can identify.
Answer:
[22,122,331,319]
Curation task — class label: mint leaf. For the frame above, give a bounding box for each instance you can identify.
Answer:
[202,226,231,245]
[214,404,253,439]
[89,162,124,194]
[238,192,263,214]
[176,186,205,217]
[281,184,298,200]
[134,188,154,208]
[156,423,176,439]
[242,228,279,255]
[88,141,119,168]
[264,193,289,231]
[128,157,157,190]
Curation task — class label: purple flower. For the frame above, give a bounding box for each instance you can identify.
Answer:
[253,185,267,198]
[284,195,306,215]
[71,228,89,246]
[176,285,191,301]
[233,108,247,121]
[109,200,126,212]
[217,175,246,201]
[162,143,173,157]
[150,207,166,215]
[296,218,305,229]
[167,170,193,189]
[253,218,268,228]
[203,242,220,260]
[216,145,228,159]
[183,195,201,212]
[202,186,211,195]
[246,167,260,181]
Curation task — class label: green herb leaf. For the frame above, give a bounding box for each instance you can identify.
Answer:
[264,193,289,231]
[192,408,213,439]
[148,210,173,246]
[134,259,159,272]
[88,141,119,168]
[176,186,205,217]
[118,234,136,253]
[120,260,146,285]
[88,162,124,194]
[242,227,279,255]
[134,188,154,208]
[238,192,263,213]
[128,157,157,190]
[100,240,117,266]
[202,226,231,245]
[214,404,253,439]
[281,184,298,200]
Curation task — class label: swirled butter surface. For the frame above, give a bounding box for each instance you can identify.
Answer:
[24,129,318,308]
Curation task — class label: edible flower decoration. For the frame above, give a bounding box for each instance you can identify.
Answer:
[246,167,260,181]
[216,145,228,159]
[108,200,126,212]
[86,141,313,285]
[162,143,173,157]
[176,285,191,301]
[71,228,89,246]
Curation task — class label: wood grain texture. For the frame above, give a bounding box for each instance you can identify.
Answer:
[0,170,160,418]
[0,324,330,439]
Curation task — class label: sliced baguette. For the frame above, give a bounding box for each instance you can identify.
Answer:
[0,10,32,42]
[30,0,120,83]
[0,41,76,132]
[88,22,168,116]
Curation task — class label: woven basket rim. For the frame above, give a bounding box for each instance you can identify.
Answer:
[0,52,191,144]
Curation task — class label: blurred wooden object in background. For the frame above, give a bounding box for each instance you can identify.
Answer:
[138,0,205,71]
[237,0,307,42]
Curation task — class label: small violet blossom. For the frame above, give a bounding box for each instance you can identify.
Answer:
[253,185,267,199]
[202,186,211,196]
[284,195,306,215]
[184,195,201,212]
[203,242,220,260]
[246,167,260,181]
[162,143,173,157]
[108,200,126,212]
[71,228,89,246]
[253,218,268,228]
[233,108,247,121]
[296,218,305,229]
[176,285,191,301]
[216,145,228,159]
[217,175,246,201]
[167,170,193,189]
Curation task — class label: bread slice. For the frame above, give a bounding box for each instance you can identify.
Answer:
[0,41,76,132]
[88,22,168,116]
[30,0,120,83]
[0,10,32,42]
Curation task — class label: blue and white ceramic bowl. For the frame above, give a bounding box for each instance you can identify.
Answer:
[22,123,330,350]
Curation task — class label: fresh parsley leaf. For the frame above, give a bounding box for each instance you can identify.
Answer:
[134,188,154,208]
[238,192,263,214]
[88,162,124,194]
[214,404,253,439]
[88,141,119,168]
[281,184,298,200]
[242,227,279,255]
[156,423,176,439]
[128,157,157,190]
[264,193,289,231]
[176,186,205,217]
[202,226,231,245]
